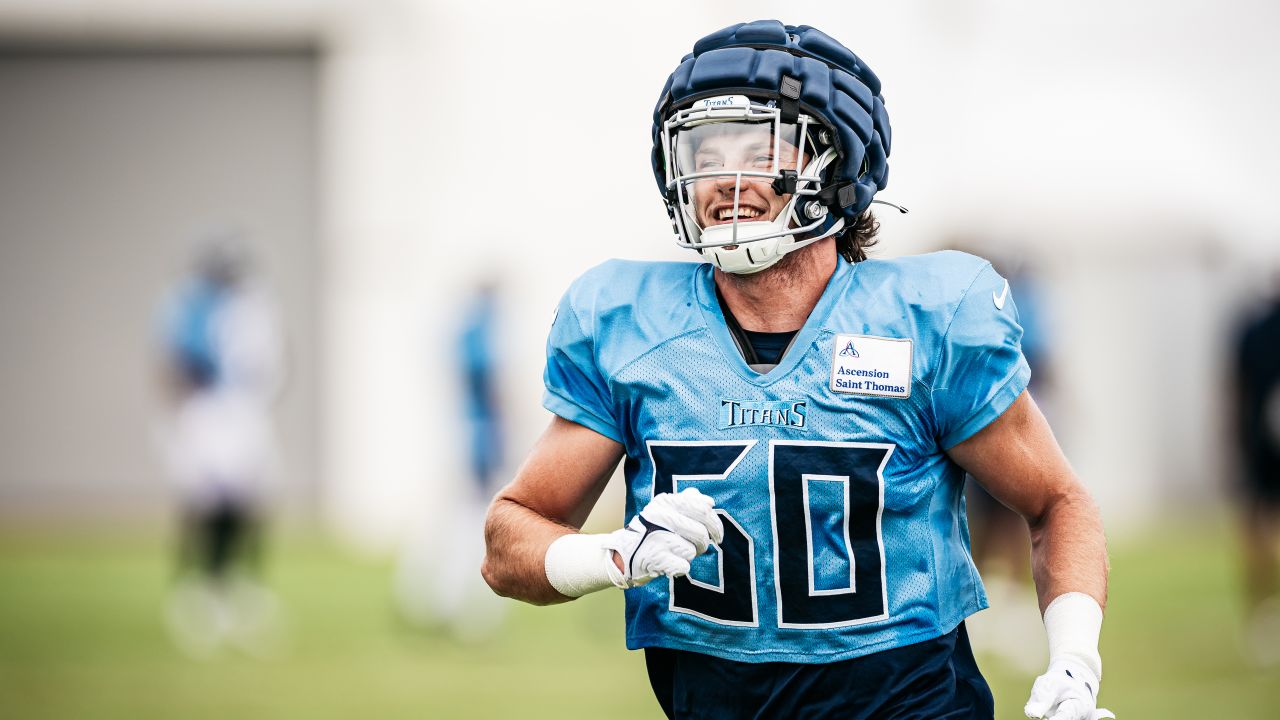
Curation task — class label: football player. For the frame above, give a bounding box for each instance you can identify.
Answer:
[160,234,284,657]
[482,20,1113,719]
[1233,272,1280,667]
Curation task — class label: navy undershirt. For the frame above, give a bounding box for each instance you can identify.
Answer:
[740,328,798,366]
[713,284,799,366]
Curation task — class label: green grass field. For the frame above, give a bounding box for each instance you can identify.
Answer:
[0,517,1276,719]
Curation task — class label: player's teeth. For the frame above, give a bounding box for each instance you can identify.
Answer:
[716,207,762,220]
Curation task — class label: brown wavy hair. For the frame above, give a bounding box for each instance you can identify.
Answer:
[836,211,880,263]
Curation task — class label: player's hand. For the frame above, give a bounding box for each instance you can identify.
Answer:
[602,489,724,588]
[1023,657,1115,720]
[636,488,725,554]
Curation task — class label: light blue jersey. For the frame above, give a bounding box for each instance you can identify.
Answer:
[543,251,1029,664]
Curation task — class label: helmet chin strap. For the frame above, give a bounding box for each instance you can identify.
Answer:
[710,245,784,275]
[702,221,786,274]
[707,215,846,274]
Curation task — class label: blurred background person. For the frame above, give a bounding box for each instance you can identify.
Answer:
[458,280,505,500]
[157,229,286,658]
[1232,267,1280,667]
[395,279,507,640]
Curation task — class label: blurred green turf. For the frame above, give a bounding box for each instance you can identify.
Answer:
[0,518,1276,719]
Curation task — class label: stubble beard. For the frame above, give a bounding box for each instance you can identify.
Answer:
[719,238,831,293]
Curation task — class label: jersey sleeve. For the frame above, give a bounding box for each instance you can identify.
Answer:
[542,288,623,443]
[931,262,1032,449]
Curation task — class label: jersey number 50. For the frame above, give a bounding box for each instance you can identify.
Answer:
[648,440,894,629]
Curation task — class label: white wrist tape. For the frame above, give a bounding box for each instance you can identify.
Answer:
[544,532,625,598]
[1043,592,1104,680]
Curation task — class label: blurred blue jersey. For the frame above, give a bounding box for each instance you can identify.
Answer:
[543,251,1029,664]
[165,278,227,389]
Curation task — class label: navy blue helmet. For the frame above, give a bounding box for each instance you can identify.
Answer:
[651,20,892,273]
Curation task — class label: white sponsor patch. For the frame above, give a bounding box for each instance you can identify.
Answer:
[829,334,913,398]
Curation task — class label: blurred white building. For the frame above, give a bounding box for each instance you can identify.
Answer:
[1,0,1278,550]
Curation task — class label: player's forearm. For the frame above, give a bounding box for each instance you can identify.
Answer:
[481,496,576,606]
[1027,485,1109,614]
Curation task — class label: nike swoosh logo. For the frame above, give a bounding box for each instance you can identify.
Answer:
[992,279,1010,310]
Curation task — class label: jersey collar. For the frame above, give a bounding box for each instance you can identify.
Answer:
[692,258,858,387]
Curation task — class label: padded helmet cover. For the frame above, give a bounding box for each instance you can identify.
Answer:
[652,20,891,219]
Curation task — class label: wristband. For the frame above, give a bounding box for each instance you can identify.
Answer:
[544,532,624,598]
[1043,592,1104,680]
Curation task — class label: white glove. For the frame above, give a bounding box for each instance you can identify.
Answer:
[1024,657,1115,720]
[601,488,725,588]
[544,488,724,598]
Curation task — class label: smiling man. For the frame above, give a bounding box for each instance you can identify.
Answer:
[688,120,804,232]
[482,20,1113,720]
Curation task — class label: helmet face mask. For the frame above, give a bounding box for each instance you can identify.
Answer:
[662,96,843,274]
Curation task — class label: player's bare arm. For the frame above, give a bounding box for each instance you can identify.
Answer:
[482,416,623,605]
[949,390,1114,719]
[947,390,1108,612]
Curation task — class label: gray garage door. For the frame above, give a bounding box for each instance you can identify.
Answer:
[0,48,319,519]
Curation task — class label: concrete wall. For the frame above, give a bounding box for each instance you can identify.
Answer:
[0,48,319,518]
